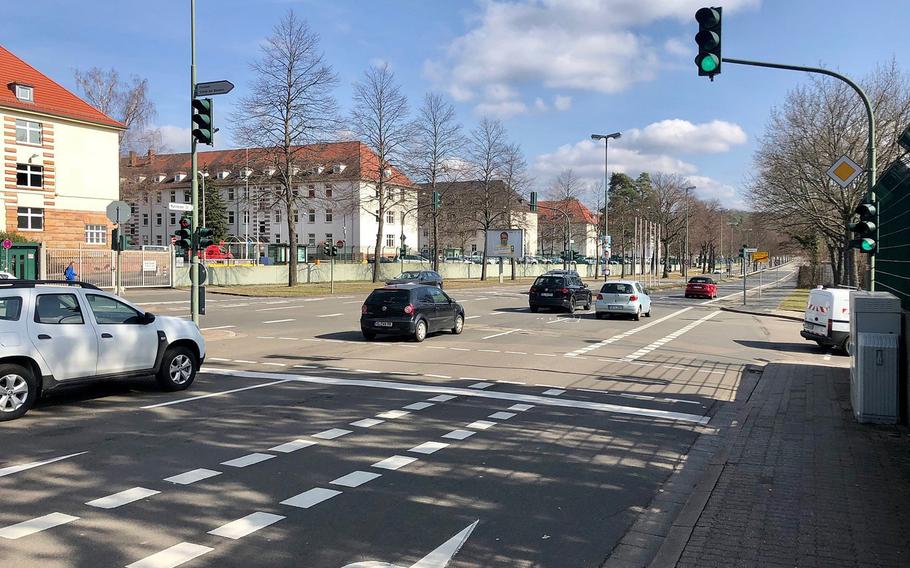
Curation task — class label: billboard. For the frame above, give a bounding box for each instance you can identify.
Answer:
[485,229,523,259]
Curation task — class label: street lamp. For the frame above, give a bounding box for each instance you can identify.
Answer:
[591,131,621,280]
[683,185,695,277]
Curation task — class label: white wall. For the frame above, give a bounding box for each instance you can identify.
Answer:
[53,119,120,210]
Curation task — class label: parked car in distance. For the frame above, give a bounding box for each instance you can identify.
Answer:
[387,270,444,288]
[685,276,718,299]
[528,273,592,313]
[201,244,233,260]
[398,254,431,263]
[361,284,464,342]
[0,271,16,279]
[0,280,205,421]
[712,268,724,274]
[800,286,851,353]
[595,280,652,320]
[520,256,538,264]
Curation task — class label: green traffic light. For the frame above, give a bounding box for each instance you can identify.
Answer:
[699,54,719,73]
[860,238,875,252]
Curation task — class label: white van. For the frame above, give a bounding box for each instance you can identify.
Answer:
[800,287,851,352]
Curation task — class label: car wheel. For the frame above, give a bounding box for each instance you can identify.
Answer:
[633,307,641,321]
[452,314,464,335]
[583,297,591,310]
[645,307,652,317]
[413,319,428,343]
[529,305,539,313]
[363,330,376,340]
[568,300,576,314]
[842,335,852,356]
[0,364,37,422]
[156,345,198,392]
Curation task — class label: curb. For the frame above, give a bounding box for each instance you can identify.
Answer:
[720,306,803,322]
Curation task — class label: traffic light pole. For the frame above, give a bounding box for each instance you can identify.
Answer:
[722,57,877,290]
[189,0,200,325]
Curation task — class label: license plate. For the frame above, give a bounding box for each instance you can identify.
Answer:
[608,305,622,310]
[374,321,393,327]
[541,293,553,297]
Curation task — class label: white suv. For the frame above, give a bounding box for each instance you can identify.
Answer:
[0,281,205,421]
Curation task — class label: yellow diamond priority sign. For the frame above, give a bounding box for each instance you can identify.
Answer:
[826,155,862,188]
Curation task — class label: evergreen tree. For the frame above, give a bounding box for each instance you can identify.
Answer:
[204,185,229,242]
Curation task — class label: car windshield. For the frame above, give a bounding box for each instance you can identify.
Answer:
[366,289,410,307]
[689,277,713,284]
[535,276,564,287]
[602,283,634,294]
[397,272,421,279]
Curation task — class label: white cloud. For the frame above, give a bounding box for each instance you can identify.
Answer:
[663,36,690,56]
[474,99,529,119]
[553,95,572,111]
[534,97,548,111]
[157,125,191,153]
[624,119,747,154]
[370,57,390,69]
[534,138,697,180]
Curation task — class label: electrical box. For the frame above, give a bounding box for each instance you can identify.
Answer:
[851,333,900,424]
[850,291,901,337]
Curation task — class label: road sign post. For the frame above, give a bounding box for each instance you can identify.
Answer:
[106,200,131,296]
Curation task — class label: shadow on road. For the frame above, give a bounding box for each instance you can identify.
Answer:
[733,339,826,354]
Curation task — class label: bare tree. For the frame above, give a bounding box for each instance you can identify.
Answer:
[233,9,340,286]
[647,173,687,278]
[351,63,413,282]
[74,67,158,154]
[408,93,464,270]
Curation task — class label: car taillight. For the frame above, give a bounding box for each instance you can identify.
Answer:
[529,287,537,293]
[361,304,368,314]
[561,288,569,294]
[629,295,638,302]
[404,304,414,314]
[596,293,603,300]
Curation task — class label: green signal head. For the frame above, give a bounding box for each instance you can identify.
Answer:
[698,54,719,73]
[860,238,875,252]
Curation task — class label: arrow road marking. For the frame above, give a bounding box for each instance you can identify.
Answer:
[342,520,479,568]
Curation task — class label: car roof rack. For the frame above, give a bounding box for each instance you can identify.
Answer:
[0,280,101,291]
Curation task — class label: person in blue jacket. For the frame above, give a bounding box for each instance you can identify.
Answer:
[64,261,77,281]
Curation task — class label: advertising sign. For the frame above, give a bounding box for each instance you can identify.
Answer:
[485,229,523,259]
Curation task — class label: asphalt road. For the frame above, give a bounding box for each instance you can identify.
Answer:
[0,265,842,567]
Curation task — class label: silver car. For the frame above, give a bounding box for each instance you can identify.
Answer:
[594,280,652,320]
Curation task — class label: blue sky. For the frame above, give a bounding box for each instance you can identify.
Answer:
[3,0,909,208]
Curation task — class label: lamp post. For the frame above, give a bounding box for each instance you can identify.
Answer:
[197,170,209,226]
[591,132,621,280]
[683,185,695,277]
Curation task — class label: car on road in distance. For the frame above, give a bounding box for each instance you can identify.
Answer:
[800,286,851,353]
[0,271,16,279]
[528,273,592,313]
[712,268,723,274]
[398,254,431,263]
[685,276,718,299]
[361,284,464,342]
[386,270,444,288]
[595,280,652,320]
[0,280,205,421]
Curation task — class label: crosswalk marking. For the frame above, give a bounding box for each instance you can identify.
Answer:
[221,453,275,468]
[126,542,213,568]
[208,512,285,540]
[280,487,342,509]
[403,402,435,411]
[409,441,449,454]
[465,420,496,430]
[331,470,382,488]
[0,512,79,540]
[442,430,476,440]
[350,418,385,428]
[164,468,222,485]
[372,455,419,471]
[312,428,352,440]
[268,440,317,453]
[86,487,159,509]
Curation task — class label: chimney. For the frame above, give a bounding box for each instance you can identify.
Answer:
[128,150,137,167]
[147,148,156,163]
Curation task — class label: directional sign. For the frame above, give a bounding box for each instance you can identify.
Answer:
[168,202,194,212]
[106,200,131,224]
[195,80,234,97]
[826,155,862,188]
[743,247,758,253]
[753,251,769,262]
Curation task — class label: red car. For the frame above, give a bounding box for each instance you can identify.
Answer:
[685,276,717,299]
[201,244,233,260]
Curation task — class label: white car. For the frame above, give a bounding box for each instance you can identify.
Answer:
[0,281,205,421]
[0,271,16,279]
[594,280,652,321]
[800,286,851,352]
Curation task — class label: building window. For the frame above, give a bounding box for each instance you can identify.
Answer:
[325,209,333,223]
[15,119,41,145]
[423,228,428,237]
[307,233,316,246]
[243,188,250,199]
[184,192,191,203]
[471,244,477,253]
[386,210,394,224]
[85,224,106,244]
[308,209,316,223]
[142,235,149,245]
[274,211,281,223]
[293,211,299,223]
[168,213,176,225]
[16,163,42,188]
[243,211,250,224]
[156,235,163,245]
[169,190,176,202]
[228,211,235,224]
[227,188,235,201]
[14,84,33,102]
[159,192,165,203]
[399,187,405,201]
[155,213,162,226]
[274,234,281,243]
[325,185,333,198]
[308,185,316,198]
[386,234,395,248]
[142,213,149,226]
[17,207,43,230]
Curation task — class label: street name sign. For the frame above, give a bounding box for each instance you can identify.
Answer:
[826,155,862,188]
[168,202,194,212]
[106,200,131,224]
[195,80,234,97]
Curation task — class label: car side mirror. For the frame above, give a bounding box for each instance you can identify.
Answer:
[141,312,156,324]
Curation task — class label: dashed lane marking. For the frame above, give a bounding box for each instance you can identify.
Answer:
[209,512,285,540]
[125,542,213,568]
[331,470,382,488]
[565,307,693,357]
[318,313,344,318]
[164,468,222,485]
[0,513,79,540]
[542,389,566,396]
[86,487,160,509]
[262,319,295,324]
[372,455,418,470]
[464,315,482,320]
[201,325,236,331]
[425,374,451,379]
[481,329,521,340]
[221,453,275,468]
[624,310,721,361]
[280,488,342,509]
[0,451,87,478]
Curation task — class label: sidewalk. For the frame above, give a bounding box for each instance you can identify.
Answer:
[658,362,910,568]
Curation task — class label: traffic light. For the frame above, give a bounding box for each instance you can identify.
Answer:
[695,7,722,79]
[174,219,192,251]
[849,202,876,254]
[331,245,339,257]
[530,191,538,212]
[191,98,214,145]
[322,241,331,256]
[197,227,214,249]
[111,227,120,252]
[432,191,441,211]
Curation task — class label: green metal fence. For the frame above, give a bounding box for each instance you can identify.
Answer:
[875,156,910,310]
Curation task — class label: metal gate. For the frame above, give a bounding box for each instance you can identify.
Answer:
[0,244,40,279]
[46,248,173,289]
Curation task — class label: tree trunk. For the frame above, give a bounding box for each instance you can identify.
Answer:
[662,238,671,278]
[373,199,384,283]
[432,211,439,271]
[480,229,488,280]
[287,204,298,286]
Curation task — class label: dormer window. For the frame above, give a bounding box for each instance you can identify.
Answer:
[174,173,187,183]
[218,170,230,180]
[332,164,346,174]
[240,167,253,179]
[13,84,33,102]
[155,174,167,183]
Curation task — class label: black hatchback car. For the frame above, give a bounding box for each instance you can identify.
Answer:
[361,284,465,342]
[528,273,592,313]
[386,270,444,288]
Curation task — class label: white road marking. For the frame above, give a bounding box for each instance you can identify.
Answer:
[624,311,721,361]
[313,428,352,440]
[449,347,470,351]
[504,351,527,355]
[293,364,318,369]
[508,404,534,411]
[263,319,295,324]
[233,359,257,364]
[496,380,524,385]
[534,353,557,357]
[442,430,476,440]
[142,379,295,409]
[403,402,435,411]
[428,395,456,402]
[209,512,285,540]
[255,306,297,312]
[410,520,479,568]
[425,374,451,379]
[164,468,222,485]
[126,542,213,568]
[377,409,411,419]
[355,369,380,374]
[281,487,342,509]
[409,441,449,454]
[269,440,317,453]
[221,453,275,468]
[328,367,351,372]
[0,512,79,540]
[482,329,521,340]
[542,389,566,396]
[331,470,382,488]
[489,411,516,420]
[350,418,385,428]
[343,300,361,304]
[318,313,344,318]
[468,382,494,389]
[278,337,298,340]
[372,455,418,471]
[203,368,710,424]
[824,352,832,361]
[565,307,694,357]
[0,451,87,478]
[201,325,236,331]
[700,268,797,305]
[466,420,496,430]
[223,303,250,308]
[86,487,160,509]
[263,362,287,367]
[464,315,482,320]
[208,357,231,362]
[478,349,500,353]
[488,311,507,315]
